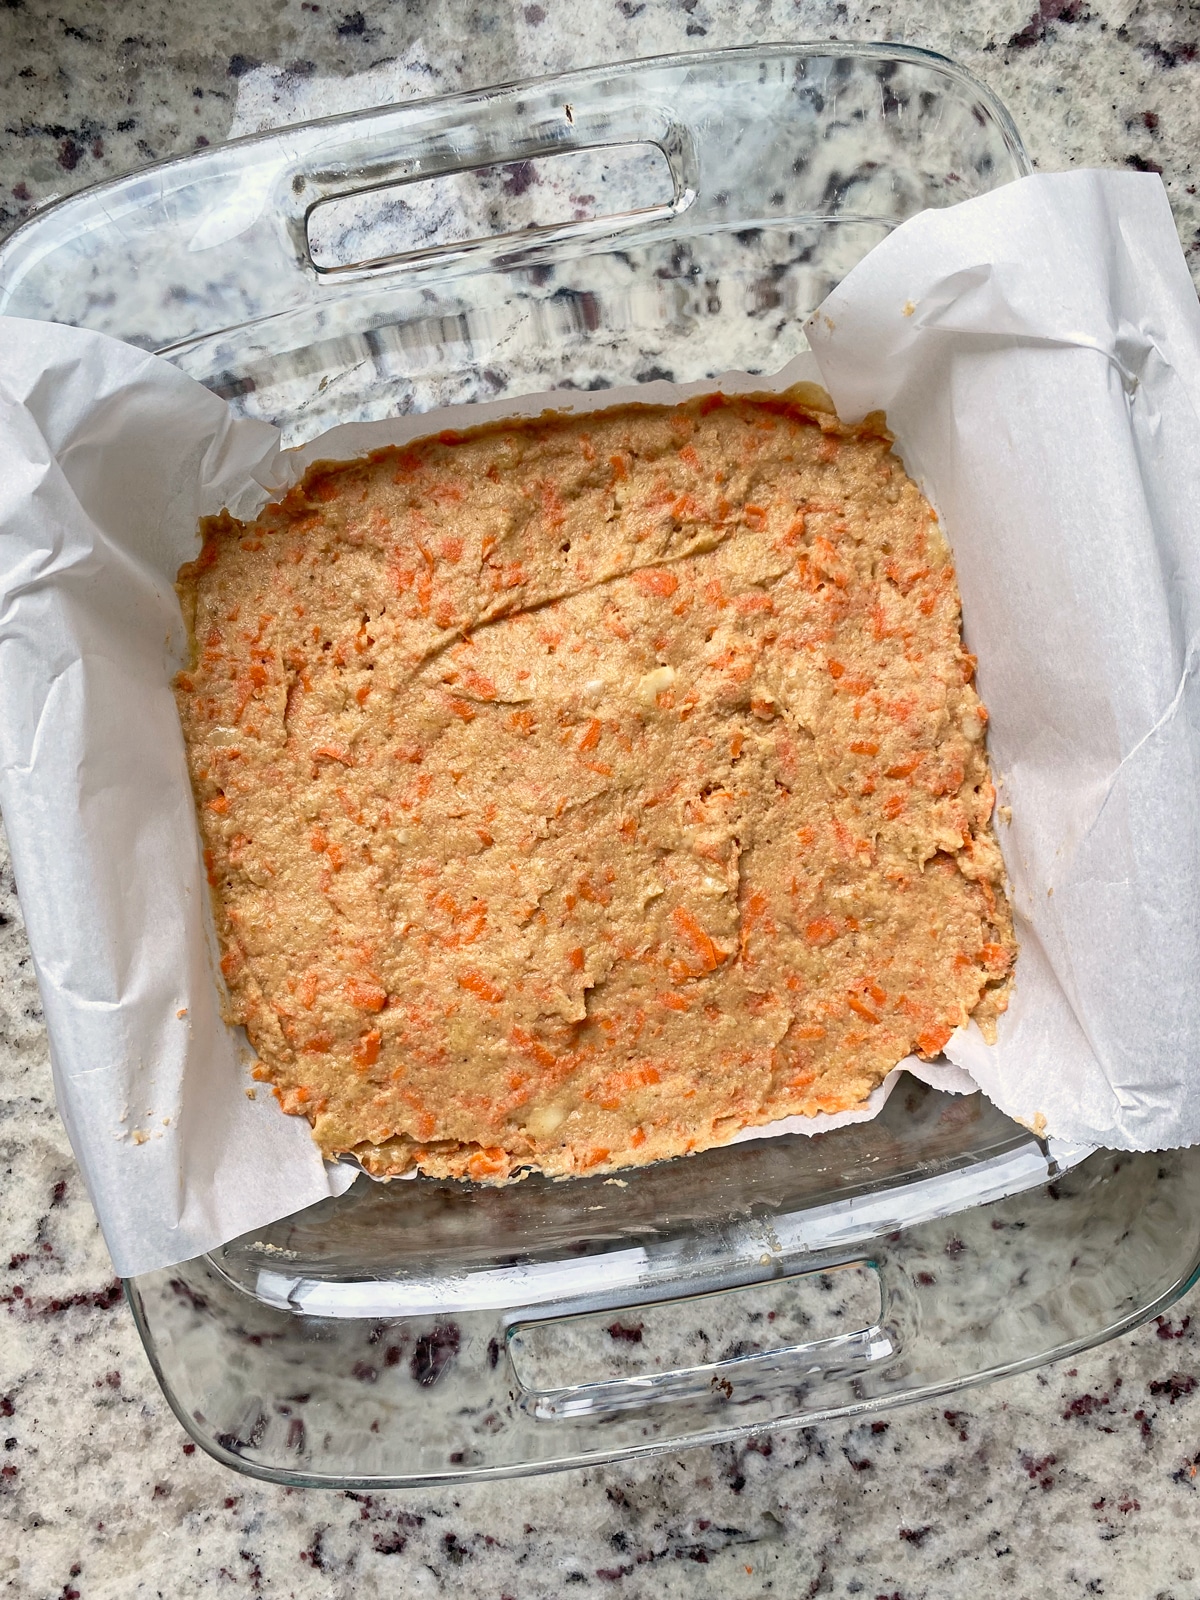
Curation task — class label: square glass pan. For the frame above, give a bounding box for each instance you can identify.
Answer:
[4,41,1199,1487]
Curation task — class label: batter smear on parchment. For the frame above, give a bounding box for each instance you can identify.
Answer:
[174,391,1015,1181]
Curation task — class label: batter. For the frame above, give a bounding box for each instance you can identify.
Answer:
[174,391,1015,1180]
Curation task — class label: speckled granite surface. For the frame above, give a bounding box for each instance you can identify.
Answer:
[4,1,1200,1596]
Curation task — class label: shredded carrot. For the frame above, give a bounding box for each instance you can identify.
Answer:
[670,906,725,973]
[979,942,1012,972]
[885,755,922,779]
[353,1029,381,1068]
[738,890,771,962]
[847,996,880,1023]
[467,1147,509,1178]
[917,1022,953,1057]
[634,567,679,599]
[509,1026,559,1070]
[586,1062,661,1111]
[830,817,857,859]
[459,970,505,1004]
[345,978,387,1012]
[463,670,498,701]
[805,917,838,948]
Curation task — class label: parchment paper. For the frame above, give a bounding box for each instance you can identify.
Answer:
[1,168,1195,1276]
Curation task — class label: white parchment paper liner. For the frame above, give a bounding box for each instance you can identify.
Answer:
[1,168,1193,1275]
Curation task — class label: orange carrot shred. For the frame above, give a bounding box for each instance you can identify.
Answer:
[354,1029,381,1068]
[670,906,725,973]
[634,567,679,599]
[345,978,387,1012]
[847,996,880,1023]
[459,970,505,1004]
[917,1023,953,1057]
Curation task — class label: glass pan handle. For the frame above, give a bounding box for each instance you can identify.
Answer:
[509,1323,898,1422]
[505,1260,895,1423]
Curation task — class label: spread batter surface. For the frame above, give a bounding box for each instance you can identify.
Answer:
[175,392,1015,1180]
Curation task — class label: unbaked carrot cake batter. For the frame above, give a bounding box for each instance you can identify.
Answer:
[174,391,1015,1181]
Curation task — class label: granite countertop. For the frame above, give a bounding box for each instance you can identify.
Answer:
[3,1,1200,1596]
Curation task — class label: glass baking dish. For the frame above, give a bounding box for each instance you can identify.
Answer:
[3,41,1199,1487]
